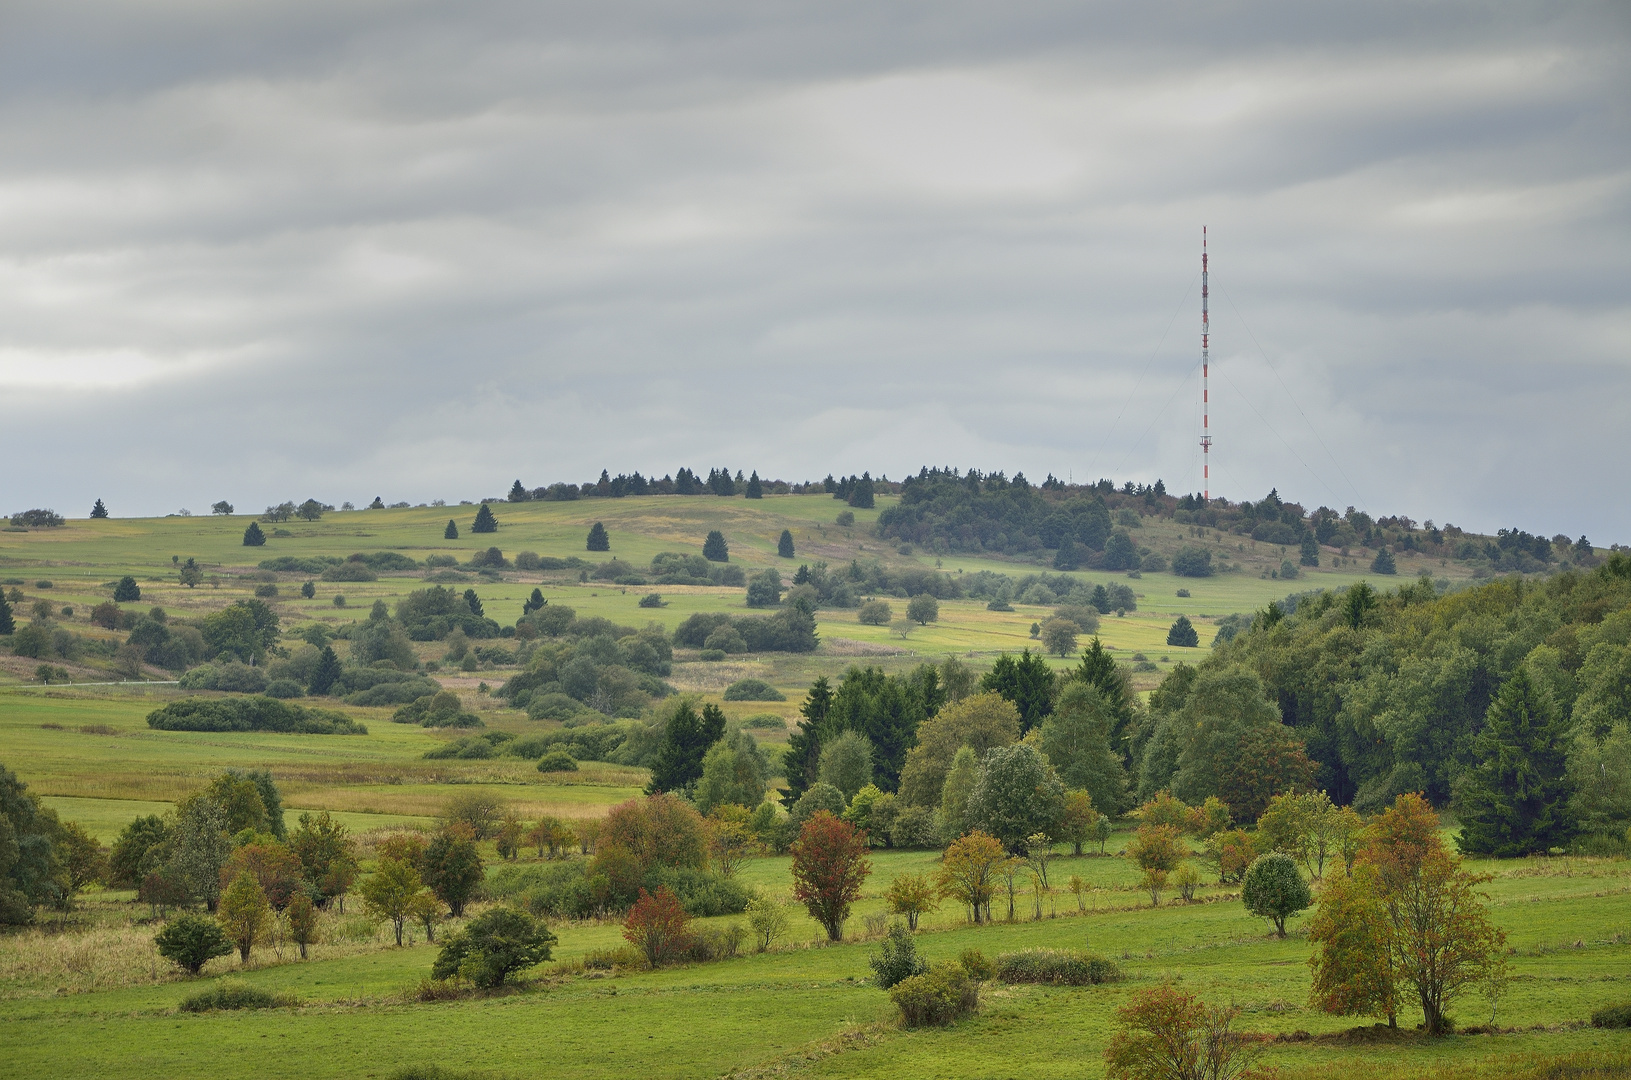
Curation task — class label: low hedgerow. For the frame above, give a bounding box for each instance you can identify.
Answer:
[1591,1002,1631,1028]
[179,978,296,1012]
[993,948,1122,986]
[889,962,979,1028]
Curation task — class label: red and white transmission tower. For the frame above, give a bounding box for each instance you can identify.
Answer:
[1200,227,1211,502]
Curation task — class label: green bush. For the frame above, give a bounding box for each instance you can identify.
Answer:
[869,922,927,989]
[147,697,366,735]
[264,678,305,699]
[993,948,1122,985]
[431,907,556,987]
[958,948,994,981]
[683,923,747,963]
[321,561,379,582]
[698,649,727,662]
[154,913,233,975]
[722,678,786,702]
[424,736,494,760]
[1591,1003,1631,1029]
[537,750,578,772]
[179,978,295,1012]
[889,963,979,1027]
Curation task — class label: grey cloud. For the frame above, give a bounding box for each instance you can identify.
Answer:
[1,1,1627,540]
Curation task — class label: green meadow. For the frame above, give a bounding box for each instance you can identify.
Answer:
[4,497,1624,1080]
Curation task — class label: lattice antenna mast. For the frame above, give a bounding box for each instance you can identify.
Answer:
[1200,227,1211,502]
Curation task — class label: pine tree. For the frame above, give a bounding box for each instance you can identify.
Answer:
[308,645,342,695]
[745,472,764,499]
[1371,547,1397,574]
[778,530,795,558]
[0,591,14,635]
[464,589,484,617]
[522,588,546,615]
[1167,615,1199,648]
[1300,534,1320,567]
[508,480,529,503]
[703,530,729,562]
[113,576,142,603]
[1456,669,1574,856]
[444,519,459,540]
[242,521,266,547]
[471,504,498,534]
[90,498,109,519]
[586,522,610,552]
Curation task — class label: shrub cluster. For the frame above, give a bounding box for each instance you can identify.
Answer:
[179,979,296,1012]
[722,678,786,702]
[889,963,980,1027]
[1592,1003,1631,1029]
[993,949,1122,986]
[146,697,367,735]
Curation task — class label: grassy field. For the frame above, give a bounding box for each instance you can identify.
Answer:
[6,498,1622,1079]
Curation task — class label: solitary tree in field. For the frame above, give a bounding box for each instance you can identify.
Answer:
[703,530,729,562]
[907,595,940,625]
[211,501,234,515]
[433,907,555,986]
[359,856,426,946]
[90,498,109,519]
[300,581,315,599]
[444,518,459,539]
[1041,618,1079,657]
[586,522,610,551]
[471,503,498,534]
[790,812,871,941]
[242,521,266,547]
[1166,615,1199,648]
[1241,852,1311,937]
[778,530,795,558]
[113,576,142,603]
[1371,547,1397,574]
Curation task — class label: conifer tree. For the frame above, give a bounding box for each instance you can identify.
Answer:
[444,519,459,540]
[778,529,795,558]
[508,480,529,502]
[586,522,610,552]
[745,472,764,499]
[464,589,484,617]
[1456,669,1574,856]
[847,472,875,509]
[1300,534,1320,567]
[112,575,141,603]
[782,677,833,807]
[703,530,729,562]
[471,503,498,534]
[242,521,266,547]
[1371,546,1397,574]
[1167,615,1199,648]
[647,701,727,794]
[0,591,14,635]
[90,498,109,519]
[522,588,546,615]
[308,645,342,695]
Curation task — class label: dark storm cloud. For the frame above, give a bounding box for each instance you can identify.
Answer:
[1,1,1627,539]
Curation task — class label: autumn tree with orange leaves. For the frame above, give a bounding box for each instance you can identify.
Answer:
[789,811,871,941]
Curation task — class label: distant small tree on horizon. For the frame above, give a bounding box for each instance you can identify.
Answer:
[89,498,109,519]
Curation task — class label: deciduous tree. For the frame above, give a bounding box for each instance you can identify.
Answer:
[154,913,232,975]
[1241,852,1310,937]
[358,855,425,946]
[936,830,1007,924]
[218,870,271,961]
[434,907,556,986]
[421,828,483,917]
[623,885,691,966]
[790,811,871,941]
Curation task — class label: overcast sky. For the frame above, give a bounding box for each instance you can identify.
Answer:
[2,1,1627,540]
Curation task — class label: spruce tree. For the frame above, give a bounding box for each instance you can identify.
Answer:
[1167,615,1199,648]
[308,645,342,695]
[1456,669,1574,856]
[778,530,795,558]
[464,589,484,617]
[586,522,610,552]
[0,591,13,635]
[647,701,727,794]
[1371,546,1397,574]
[444,519,459,540]
[1300,534,1320,567]
[113,576,141,603]
[703,530,729,562]
[745,471,764,499]
[242,521,266,547]
[471,504,498,534]
[781,677,833,807]
[508,480,529,503]
[847,472,875,509]
[90,498,109,519]
[523,587,546,615]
